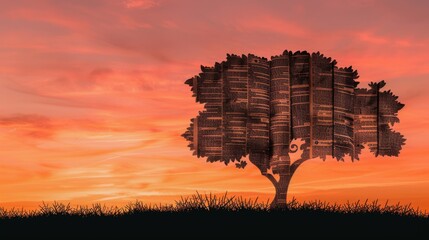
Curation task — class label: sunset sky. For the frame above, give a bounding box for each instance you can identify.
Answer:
[1,0,429,209]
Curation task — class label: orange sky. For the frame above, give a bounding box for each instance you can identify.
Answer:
[1,0,429,210]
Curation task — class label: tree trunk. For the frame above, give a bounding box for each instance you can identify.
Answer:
[270,174,291,208]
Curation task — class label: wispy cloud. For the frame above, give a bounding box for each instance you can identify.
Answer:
[0,114,54,139]
[234,14,310,38]
[123,0,158,9]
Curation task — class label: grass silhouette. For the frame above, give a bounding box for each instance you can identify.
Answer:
[1,192,428,237]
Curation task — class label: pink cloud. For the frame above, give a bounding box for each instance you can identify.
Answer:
[0,114,54,139]
[4,7,86,31]
[356,32,389,45]
[235,14,310,38]
[123,0,158,9]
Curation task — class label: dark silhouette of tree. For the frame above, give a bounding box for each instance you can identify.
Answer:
[182,50,405,208]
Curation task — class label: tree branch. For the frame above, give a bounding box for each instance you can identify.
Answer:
[290,158,310,176]
[261,172,278,187]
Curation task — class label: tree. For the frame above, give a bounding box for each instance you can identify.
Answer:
[182,50,405,208]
